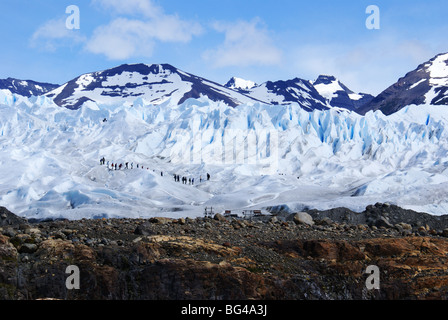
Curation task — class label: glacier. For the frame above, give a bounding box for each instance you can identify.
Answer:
[0,89,448,220]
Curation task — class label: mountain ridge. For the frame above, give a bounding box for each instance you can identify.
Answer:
[45,63,264,110]
[0,78,58,97]
[358,52,448,115]
[3,52,448,115]
[43,63,371,112]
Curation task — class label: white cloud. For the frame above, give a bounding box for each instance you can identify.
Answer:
[202,18,282,68]
[85,0,203,60]
[85,18,155,60]
[30,17,86,51]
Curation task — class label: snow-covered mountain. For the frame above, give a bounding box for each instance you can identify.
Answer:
[231,77,331,111]
[313,75,374,112]
[0,78,58,97]
[45,63,263,110]
[359,52,448,115]
[45,63,343,112]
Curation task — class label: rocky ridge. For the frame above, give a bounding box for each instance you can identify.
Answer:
[1,204,448,300]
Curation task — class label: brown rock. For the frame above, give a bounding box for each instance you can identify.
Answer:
[214,213,227,222]
[0,234,17,259]
[149,217,173,224]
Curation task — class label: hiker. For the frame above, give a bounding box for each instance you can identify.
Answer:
[207,173,210,181]
[125,162,129,169]
[192,178,194,185]
[131,162,133,169]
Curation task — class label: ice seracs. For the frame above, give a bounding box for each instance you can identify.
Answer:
[1,91,448,220]
[2,53,448,220]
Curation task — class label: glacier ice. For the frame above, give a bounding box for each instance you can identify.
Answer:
[0,90,448,220]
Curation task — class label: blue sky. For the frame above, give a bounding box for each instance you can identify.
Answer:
[0,0,447,95]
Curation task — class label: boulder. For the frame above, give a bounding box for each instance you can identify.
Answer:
[19,243,38,254]
[293,212,314,226]
[214,213,227,222]
[134,222,155,236]
[148,217,173,224]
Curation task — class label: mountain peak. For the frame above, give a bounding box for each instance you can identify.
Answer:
[314,75,338,85]
[224,77,257,91]
[313,75,373,111]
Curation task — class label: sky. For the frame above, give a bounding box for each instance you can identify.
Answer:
[0,0,447,96]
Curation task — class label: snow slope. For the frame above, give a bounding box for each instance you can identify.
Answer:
[1,89,448,220]
[241,78,330,111]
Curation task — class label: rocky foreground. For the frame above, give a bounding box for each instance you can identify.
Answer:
[1,203,448,300]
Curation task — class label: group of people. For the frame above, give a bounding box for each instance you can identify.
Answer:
[174,175,195,185]
[100,157,211,187]
[173,172,211,185]
[100,157,155,172]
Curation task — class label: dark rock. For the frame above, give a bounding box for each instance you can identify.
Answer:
[442,229,448,238]
[134,223,155,236]
[2,228,16,238]
[0,207,27,227]
[19,243,37,254]
[2,204,448,300]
